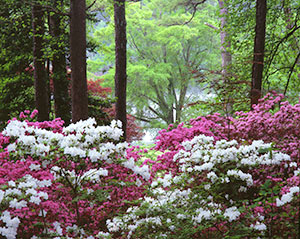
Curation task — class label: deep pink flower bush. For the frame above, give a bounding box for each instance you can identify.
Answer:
[231,93,300,160]
[153,93,300,176]
[0,111,150,238]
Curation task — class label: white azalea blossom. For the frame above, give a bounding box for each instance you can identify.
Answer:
[276,186,299,207]
[224,206,241,222]
[0,211,20,239]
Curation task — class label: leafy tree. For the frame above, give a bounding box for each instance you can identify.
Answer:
[0,0,34,125]
[89,0,220,128]
[225,0,300,107]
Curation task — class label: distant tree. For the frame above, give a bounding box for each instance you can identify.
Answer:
[114,0,127,140]
[90,0,220,128]
[70,0,88,122]
[250,0,267,109]
[32,1,49,121]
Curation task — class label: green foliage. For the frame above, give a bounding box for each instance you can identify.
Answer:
[225,0,300,102]
[88,94,115,126]
[88,0,220,128]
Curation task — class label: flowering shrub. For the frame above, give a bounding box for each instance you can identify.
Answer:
[1,92,300,238]
[107,135,299,238]
[0,112,150,238]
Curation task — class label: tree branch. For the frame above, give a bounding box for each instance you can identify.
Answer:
[86,0,97,11]
[284,51,300,95]
[265,24,300,82]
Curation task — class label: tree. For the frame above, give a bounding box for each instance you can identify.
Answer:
[218,0,233,114]
[114,0,127,140]
[70,0,88,122]
[0,0,34,126]
[225,0,300,108]
[50,0,72,124]
[89,0,220,128]
[32,1,49,121]
[250,0,267,109]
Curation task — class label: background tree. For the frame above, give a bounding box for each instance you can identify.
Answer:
[32,1,49,121]
[0,0,34,126]
[114,0,127,140]
[250,0,267,108]
[70,0,89,122]
[50,0,72,124]
[89,0,220,128]
[226,0,300,109]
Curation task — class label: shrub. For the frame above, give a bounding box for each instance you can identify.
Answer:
[0,112,150,238]
[108,135,299,238]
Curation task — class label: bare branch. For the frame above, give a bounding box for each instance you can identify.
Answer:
[284,51,300,95]
[159,0,207,26]
[204,22,219,30]
[86,0,97,11]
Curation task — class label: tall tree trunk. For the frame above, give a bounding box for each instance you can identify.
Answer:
[32,3,49,121]
[219,0,233,114]
[50,0,71,125]
[114,0,127,140]
[70,0,88,122]
[250,0,267,109]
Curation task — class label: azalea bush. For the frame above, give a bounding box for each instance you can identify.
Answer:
[105,93,300,238]
[0,111,150,238]
[1,92,300,238]
[108,135,299,238]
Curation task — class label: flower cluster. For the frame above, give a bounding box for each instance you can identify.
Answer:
[107,134,299,238]
[0,114,149,238]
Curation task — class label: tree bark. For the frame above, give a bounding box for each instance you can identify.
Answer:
[70,0,88,122]
[50,0,71,125]
[219,0,232,77]
[219,0,233,115]
[250,0,267,109]
[32,3,49,121]
[114,0,127,140]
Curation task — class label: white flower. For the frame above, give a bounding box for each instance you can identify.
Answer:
[0,190,4,204]
[193,208,212,223]
[251,222,267,231]
[29,163,41,171]
[6,143,16,152]
[0,211,20,239]
[88,149,101,162]
[176,214,187,219]
[53,222,63,236]
[7,181,16,187]
[29,196,41,205]
[276,186,299,207]
[9,199,27,209]
[227,169,253,186]
[224,206,240,222]
[19,135,36,145]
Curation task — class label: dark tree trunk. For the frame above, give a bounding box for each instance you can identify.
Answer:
[114,0,127,140]
[32,3,49,121]
[70,0,88,122]
[250,0,267,109]
[50,0,71,125]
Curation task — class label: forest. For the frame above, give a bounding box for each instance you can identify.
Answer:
[0,0,300,238]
